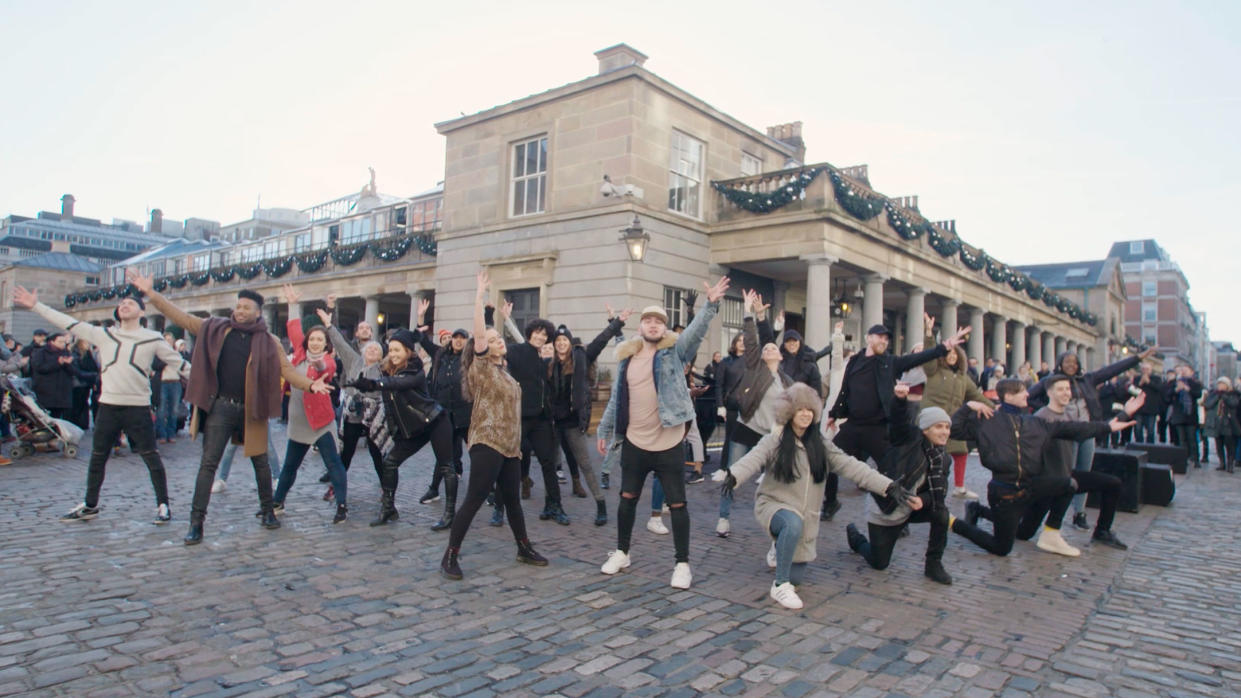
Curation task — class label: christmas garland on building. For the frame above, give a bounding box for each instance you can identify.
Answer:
[884,202,935,241]
[190,271,212,286]
[372,236,412,262]
[295,249,329,273]
[828,170,884,220]
[711,167,825,214]
[331,243,369,266]
[959,247,986,272]
[263,257,293,278]
[414,233,438,256]
[237,263,263,280]
[210,267,236,283]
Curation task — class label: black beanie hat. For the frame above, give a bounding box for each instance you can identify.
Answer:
[238,289,264,307]
[553,324,574,343]
[390,328,419,355]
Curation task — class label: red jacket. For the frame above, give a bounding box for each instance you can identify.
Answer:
[287,319,336,430]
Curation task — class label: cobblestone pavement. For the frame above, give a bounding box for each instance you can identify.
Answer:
[1,423,1238,697]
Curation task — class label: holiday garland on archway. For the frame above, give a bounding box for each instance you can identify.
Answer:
[710,166,826,214]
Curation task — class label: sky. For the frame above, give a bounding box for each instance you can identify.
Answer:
[2,1,1238,341]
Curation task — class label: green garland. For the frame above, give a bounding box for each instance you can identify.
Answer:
[210,267,236,283]
[884,203,935,241]
[959,247,986,272]
[927,226,960,257]
[828,170,884,220]
[237,263,263,280]
[331,243,368,266]
[985,257,1009,283]
[263,258,293,278]
[1008,273,1028,293]
[415,233,437,256]
[372,236,412,262]
[711,167,825,214]
[295,250,329,273]
[190,271,211,286]
[153,279,168,292]
[64,294,77,308]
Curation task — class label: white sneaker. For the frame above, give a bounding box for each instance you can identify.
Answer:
[766,543,777,569]
[646,516,669,535]
[1036,527,1081,557]
[601,550,631,575]
[211,479,227,493]
[670,562,692,589]
[770,581,803,609]
[716,517,731,537]
[951,486,978,500]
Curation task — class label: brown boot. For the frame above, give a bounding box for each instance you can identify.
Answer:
[521,476,533,500]
[571,476,587,498]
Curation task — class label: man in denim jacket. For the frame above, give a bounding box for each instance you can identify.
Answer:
[596,275,730,589]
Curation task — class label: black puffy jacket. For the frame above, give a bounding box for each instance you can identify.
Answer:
[371,365,444,439]
[950,404,1109,486]
[417,331,471,428]
[778,329,828,396]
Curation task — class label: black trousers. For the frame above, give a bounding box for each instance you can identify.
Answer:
[448,444,527,549]
[380,413,453,493]
[189,399,274,521]
[951,478,1073,556]
[520,416,562,503]
[1027,470,1121,534]
[431,422,469,490]
[616,441,690,562]
[1174,424,1199,462]
[340,420,383,481]
[1157,413,1170,443]
[828,421,889,505]
[85,404,167,508]
[1216,436,1237,466]
[857,505,948,570]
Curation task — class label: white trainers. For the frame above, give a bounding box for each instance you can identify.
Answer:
[670,562,692,589]
[770,581,803,609]
[1036,527,1081,557]
[646,516,669,535]
[601,550,631,575]
[716,517,731,538]
[766,543,777,569]
[211,479,227,493]
[951,486,978,500]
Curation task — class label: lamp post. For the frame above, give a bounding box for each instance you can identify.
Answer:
[619,215,650,262]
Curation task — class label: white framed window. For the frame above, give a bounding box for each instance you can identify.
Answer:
[242,246,261,262]
[1129,241,1145,254]
[192,254,209,271]
[511,136,548,217]
[1142,281,1156,296]
[263,240,281,258]
[662,286,691,329]
[342,218,372,244]
[295,233,312,252]
[721,296,744,328]
[740,152,762,177]
[668,130,704,217]
[1142,302,1157,323]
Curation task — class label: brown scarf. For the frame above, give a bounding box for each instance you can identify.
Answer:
[185,316,282,423]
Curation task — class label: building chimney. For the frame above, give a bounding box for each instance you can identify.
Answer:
[765,122,807,164]
[150,208,164,234]
[594,44,648,75]
[60,194,75,219]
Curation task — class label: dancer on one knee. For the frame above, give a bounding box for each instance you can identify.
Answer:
[716,290,791,538]
[548,313,627,526]
[127,270,329,545]
[350,330,456,531]
[918,313,992,500]
[716,383,915,609]
[845,385,953,585]
[596,273,729,590]
[16,286,187,525]
[318,306,385,490]
[270,286,348,523]
[947,379,1136,557]
[441,269,547,579]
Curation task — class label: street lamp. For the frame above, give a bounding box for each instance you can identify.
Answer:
[619,215,650,262]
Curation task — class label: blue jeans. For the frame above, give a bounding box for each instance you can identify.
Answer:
[769,509,808,585]
[1070,438,1095,514]
[718,440,752,519]
[1135,414,1157,444]
[218,424,282,482]
[156,382,182,440]
[274,432,347,506]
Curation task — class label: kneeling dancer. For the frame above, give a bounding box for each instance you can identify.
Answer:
[440,269,547,579]
[716,383,916,609]
[846,385,953,584]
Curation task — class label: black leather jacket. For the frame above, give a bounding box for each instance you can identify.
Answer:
[371,364,444,439]
[950,404,1108,485]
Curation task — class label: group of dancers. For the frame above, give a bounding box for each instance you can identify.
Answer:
[26,265,1155,610]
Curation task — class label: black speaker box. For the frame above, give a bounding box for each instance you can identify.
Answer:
[1139,463,1175,506]
[1125,443,1189,474]
[1086,449,1145,513]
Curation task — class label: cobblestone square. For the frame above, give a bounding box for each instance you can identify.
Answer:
[2,426,1238,696]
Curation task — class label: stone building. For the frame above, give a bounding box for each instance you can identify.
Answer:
[0,253,103,339]
[1015,258,1128,369]
[1107,239,1199,369]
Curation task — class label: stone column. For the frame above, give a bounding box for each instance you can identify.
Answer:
[1011,321,1026,370]
[1028,326,1042,372]
[990,315,1008,367]
[1055,336,1066,358]
[263,305,277,329]
[364,296,380,329]
[940,298,959,342]
[905,287,927,353]
[287,302,302,324]
[862,274,886,332]
[968,307,986,367]
[1043,332,1056,369]
[1086,347,1096,372]
[800,255,835,368]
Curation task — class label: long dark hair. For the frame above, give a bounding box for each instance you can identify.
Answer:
[770,425,828,485]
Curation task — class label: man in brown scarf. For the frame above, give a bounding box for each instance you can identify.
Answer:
[127,270,332,545]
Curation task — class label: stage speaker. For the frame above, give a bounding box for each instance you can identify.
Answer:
[1140,464,1175,506]
[1087,449,1145,513]
[1126,443,1189,474]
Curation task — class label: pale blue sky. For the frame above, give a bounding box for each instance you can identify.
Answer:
[2,1,1237,342]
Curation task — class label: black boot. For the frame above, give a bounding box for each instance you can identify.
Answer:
[260,508,281,530]
[549,499,570,526]
[441,546,463,580]
[924,559,953,585]
[594,499,607,526]
[489,502,505,526]
[370,490,399,527]
[516,539,548,566]
[538,497,552,521]
[431,468,457,532]
[333,504,347,524]
[183,515,204,546]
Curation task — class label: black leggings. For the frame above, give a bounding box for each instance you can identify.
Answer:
[340,420,383,481]
[380,414,453,493]
[449,444,528,548]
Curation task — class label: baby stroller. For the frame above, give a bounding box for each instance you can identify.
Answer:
[0,375,83,459]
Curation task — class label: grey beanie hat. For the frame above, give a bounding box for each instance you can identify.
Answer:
[917,406,951,430]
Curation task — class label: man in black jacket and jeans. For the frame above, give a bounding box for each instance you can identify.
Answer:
[948,379,1136,557]
[823,323,969,519]
[1165,365,1203,466]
